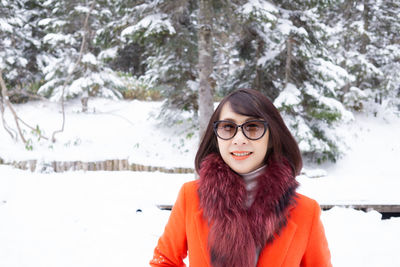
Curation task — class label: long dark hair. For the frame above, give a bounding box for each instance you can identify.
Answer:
[195,88,302,175]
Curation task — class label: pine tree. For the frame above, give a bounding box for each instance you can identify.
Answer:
[0,0,45,102]
[367,0,400,109]
[220,0,353,162]
[120,0,199,125]
[37,0,125,108]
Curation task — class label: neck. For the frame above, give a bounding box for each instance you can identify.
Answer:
[240,165,268,181]
[240,165,267,207]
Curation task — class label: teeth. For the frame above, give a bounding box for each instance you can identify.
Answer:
[232,152,251,156]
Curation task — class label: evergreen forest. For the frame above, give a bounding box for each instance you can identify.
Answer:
[1,0,399,163]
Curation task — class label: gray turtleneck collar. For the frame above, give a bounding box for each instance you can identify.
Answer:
[240,164,267,208]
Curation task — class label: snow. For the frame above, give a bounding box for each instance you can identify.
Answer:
[322,207,400,267]
[6,56,16,65]
[310,58,350,94]
[240,0,278,21]
[1,99,400,267]
[74,5,91,14]
[98,47,118,60]
[0,99,197,167]
[43,33,75,46]
[81,53,98,65]
[38,18,53,26]
[0,166,189,267]
[274,83,301,107]
[292,116,331,153]
[17,57,28,68]
[0,19,13,32]
[121,13,176,40]
[257,49,279,65]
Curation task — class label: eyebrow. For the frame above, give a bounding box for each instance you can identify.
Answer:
[219,117,260,123]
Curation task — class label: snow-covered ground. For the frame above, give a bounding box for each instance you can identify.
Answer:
[1,98,400,267]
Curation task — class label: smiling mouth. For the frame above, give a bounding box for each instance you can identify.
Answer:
[231,151,252,160]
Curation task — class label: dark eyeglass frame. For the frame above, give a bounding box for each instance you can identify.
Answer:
[213,120,268,141]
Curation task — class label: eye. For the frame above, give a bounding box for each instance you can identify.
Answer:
[220,122,235,131]
[244,123,261,131]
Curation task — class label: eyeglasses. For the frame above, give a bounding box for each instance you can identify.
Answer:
[213,120,268,140]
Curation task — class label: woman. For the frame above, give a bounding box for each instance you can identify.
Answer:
[150,89,332,267]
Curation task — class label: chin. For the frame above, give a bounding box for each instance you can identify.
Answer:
[231,165,253,174]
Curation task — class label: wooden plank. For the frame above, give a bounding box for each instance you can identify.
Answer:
[157,204,400,213]
[320,204,400,213]
[157,204,173,210]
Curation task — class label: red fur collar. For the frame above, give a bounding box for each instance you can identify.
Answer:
[198,153,299,267]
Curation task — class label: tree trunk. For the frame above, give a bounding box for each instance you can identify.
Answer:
[198,0,214,141]
[254,35,265,91]
[285,35,294,86]
[360,0,370,54]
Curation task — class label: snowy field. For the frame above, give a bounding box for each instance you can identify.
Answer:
[1,98,400,267]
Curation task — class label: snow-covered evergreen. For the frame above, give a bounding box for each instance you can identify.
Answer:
[0,0,44,93]
[221,1,355,162]
[1,0,399,163]
[36,0,125,103]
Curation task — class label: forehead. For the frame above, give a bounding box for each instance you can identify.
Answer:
[218,102,257,122]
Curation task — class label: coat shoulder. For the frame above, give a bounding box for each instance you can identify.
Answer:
[290,193,321,222]
[178,180,200,209]
[295,193,320,209]
[181,180,199,198]
[182,180,199,192]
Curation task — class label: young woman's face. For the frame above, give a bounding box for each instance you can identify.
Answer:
[216,102,269,174]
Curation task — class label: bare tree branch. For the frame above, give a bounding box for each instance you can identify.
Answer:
[51,0,96,142]
[0,69,27,143]
[0,69,50,142]
[0,89,17,140]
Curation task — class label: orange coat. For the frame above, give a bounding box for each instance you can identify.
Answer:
[150,181,332,267]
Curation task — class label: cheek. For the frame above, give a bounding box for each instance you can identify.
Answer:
[217,140,232,162]
[217,139,227,152]
[257,135,270,156]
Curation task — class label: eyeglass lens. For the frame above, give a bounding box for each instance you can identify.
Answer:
[214,120,267,140]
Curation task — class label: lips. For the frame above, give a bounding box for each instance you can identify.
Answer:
[231,151,252,160]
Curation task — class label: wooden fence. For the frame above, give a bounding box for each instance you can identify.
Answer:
[0,157,194,174]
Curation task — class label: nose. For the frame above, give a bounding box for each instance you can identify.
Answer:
[232,127,248,144]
